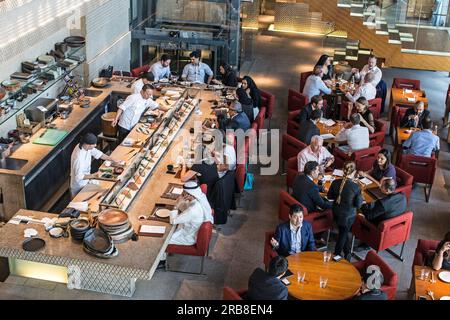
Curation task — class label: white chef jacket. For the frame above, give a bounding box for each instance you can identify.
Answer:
[131,79,145,94]
[169,200,206,246]
[118,93,159,131]
[70,144,104,195]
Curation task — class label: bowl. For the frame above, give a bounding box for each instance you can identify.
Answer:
[92,77,110,88]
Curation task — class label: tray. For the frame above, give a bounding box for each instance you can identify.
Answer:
[161,183,184,200]
[148,203,175,222]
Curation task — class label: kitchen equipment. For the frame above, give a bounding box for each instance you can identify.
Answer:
[24,98,58,123]
[33,129,68,146]
[98,208,128,226]
[38,55,55,65]
[16,113,42,135]
[10,72,33,81]
[101,112,117,137]
[91,77,111,88]
[0,87,6,101]
[2,79,21,92]
[22,238,45,252]
[69,218,91,241]
[55,42,68,54]
[21,61,39,74]
[64,36,85,47]
[83,228,113,254]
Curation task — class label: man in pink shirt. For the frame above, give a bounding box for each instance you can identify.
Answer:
[297,135,334,173]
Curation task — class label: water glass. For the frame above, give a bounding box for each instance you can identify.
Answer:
[420,269,430,281]
[323,251,332,262]
[320,276,328,288]
[297,271,306,283]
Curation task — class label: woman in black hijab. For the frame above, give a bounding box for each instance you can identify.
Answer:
[315,54,333,81]
[242,76,261,110]
[216,62,238,87]
[236,86,255,122]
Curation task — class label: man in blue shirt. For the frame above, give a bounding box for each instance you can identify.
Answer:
[270,204,316,256]
[402,117,439,157]
[302,65,332,99]
[181,50,214,84]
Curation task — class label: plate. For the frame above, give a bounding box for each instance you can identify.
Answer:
[226,95,235,100]
[49,227,64,238]
[438,271,450,283]
[98,208,129,226]
[122,138,135,146]
[83,228,113,253]
[440,296,450,300]
[155,208,171,218]
[159,78,169,83]
[22,238,45,252]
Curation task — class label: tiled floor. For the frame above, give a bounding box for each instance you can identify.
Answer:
[1,32,449,300]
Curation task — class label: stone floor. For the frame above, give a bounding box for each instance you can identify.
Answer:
[1,32,449,300]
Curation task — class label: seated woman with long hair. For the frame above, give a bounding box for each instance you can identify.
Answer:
[359,148,396,187]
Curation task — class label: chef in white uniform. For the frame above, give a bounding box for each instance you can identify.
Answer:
[131,72,154,94]
[70,133,117,198]
[112,84,169,141]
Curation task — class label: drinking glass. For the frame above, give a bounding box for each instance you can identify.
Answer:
[420,269,430,281]
[323,251,332,262]
[320,276,328,288]
[297,271,305,283]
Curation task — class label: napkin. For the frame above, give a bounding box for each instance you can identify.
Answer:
[67,201,89,211]
[24,228,38,238]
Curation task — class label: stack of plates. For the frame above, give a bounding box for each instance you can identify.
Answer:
[82,228,118,259]
[98,209,133,244]
[69,219,91,241]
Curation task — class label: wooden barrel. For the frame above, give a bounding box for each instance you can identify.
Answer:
[101,112,117,137]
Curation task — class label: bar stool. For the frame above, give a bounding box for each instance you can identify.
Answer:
[97,133,119,152]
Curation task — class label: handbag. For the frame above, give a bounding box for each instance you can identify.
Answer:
[244,163,254,190]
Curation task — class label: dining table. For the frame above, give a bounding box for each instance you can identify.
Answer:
[413,265,450,300]
[317,119,347,145]
[286,251,362,300]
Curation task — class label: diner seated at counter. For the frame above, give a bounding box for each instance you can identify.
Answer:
[402,117,439,157]
[400,101,430,129]
[212,62,238,87]
[111,84,169,141]
[302,65,332,99]
[292,161,332,213]
[351,55,382,86]
[345,73,377,104]
[132,72,155,94]
[181,50,214,84]
[297,109,321,145]
[347,97,375,134]
[432,232,450,271]
[360,178,407,226]
[215,131,237,179]
[297,135,334,173]
[359,148,396,187]
[236,86,255,122]
[295,95,324,123]
[336,113,370,153]
[270,204,316,257]
[228,102,251,131]
[150,54,172,82]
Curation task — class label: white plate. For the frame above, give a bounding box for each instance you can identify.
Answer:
[440,296,450,300]
[438,271,450,283]
[122,138,135,146]
[155,208,171,218]
[226,95,235,100]
[158,78,169,83]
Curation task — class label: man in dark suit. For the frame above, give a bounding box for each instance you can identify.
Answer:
[228,102,251,131]
[298,109,322,145]
[270,204,316,256]
[296,95,324,122]
[360,178,407,225]
[292,161,332,212]
[400,101,430,129]
[353,265,388,300]
[245,256,289,300]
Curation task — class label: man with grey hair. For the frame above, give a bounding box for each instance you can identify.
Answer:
[353,265,387,300]
[345,72,377,103]
[297,135,334,172]
[360,178,407,225]
[228,101,251,131]
[400,101,430,129]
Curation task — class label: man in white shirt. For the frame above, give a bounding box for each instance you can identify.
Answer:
[181,50,214,84]
[112,84,169,141]
[216,131,237,178]
[70,133,118,198]
[150,54,171,82]
[131,72,154,94]
[336,113,370,153]
[345,73,377,104]
[351,55,382,86]
[303,65,332,100]
[297,135,334,173]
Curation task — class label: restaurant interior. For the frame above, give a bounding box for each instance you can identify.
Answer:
[0,0,449,301]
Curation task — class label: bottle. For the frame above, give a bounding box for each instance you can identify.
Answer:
[351,75,355,88]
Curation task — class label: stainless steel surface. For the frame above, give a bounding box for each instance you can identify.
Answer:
[83,89,103,97]
[0,158,28,170]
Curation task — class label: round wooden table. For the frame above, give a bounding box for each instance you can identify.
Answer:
[287,251,362,300]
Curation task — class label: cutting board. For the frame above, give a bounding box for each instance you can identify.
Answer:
[33,129,68,146]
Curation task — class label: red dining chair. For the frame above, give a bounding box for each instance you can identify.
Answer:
[392,78,421,90]
[288,89,309,111]
[369,119,386,147]
[278,190,300,222]
[166,221,213,274]
[391,105,409,141]
[223,287,247,300]
[397,153,437,202]
[281,134,307,173]
[333,146,381,171]
[351,211,413,261]
[131,65,150,78]
[260,90,275,129]
[255,107,266,134]
[286,156,298,191]
[352,250,398,300]
[368,98,382,119]
[300,71,313,93]
[413,239,440,268]
[264,231,278,269]
[287,110,301,137]
[394,165,413,204]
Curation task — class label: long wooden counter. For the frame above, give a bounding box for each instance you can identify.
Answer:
[0,88,218,297]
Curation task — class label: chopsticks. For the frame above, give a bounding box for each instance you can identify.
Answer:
[81,191,99,202]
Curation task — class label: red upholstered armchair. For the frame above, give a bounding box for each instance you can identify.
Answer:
[131,65,150,77]
[392,78,421,90]
[398,154,437,202]
[333,146,381,171]
[255,107,266,134]
[394,165,413,204]
[299,71,313,93]
[351,211,413,261]
[352,250,398,300]
[278,190,300,221]
[288,89,308,111]
[286,156,298,191]
[391,105,409,140]
[223,287,247,300]
[368,98,382,119]
[281,134,307,173]
[264,231,278,269]
[369,119,386,147]
[260,90,275,128]
[287,110,301,137]
[166,221,213,274]
[413,239,440,269]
